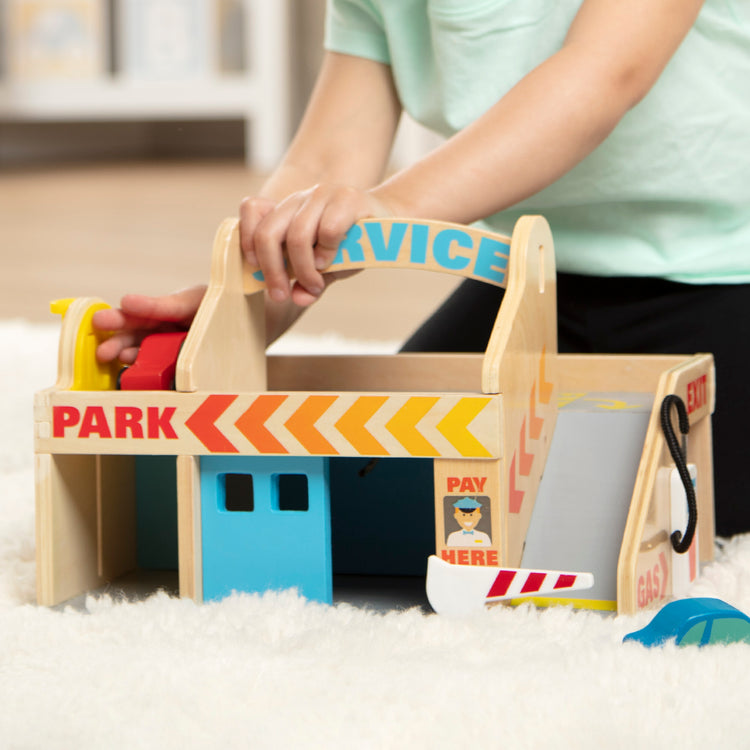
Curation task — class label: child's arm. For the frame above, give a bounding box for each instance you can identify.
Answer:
[94,52,401,362]
[241,51,401,314]
[372,0,705,223]
[251,0,704,302]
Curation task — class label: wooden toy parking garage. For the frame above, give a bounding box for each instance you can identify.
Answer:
[34,216,716,615]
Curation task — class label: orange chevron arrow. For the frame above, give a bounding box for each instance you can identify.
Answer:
[508,452,524,513]
[185,394,239,453]
[285,395,339,455]
[539,347,554,404]
[436,397,492,457]
[529,383,544,440]
[518,417,534,476]
[385,396,440,456]
[335,395,388,455]
[235,394,289,454]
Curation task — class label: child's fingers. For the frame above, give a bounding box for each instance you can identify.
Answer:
[286,185,371,294]
[249,184,392,306]
[93,287,206,334]
[93,287,206,365]
[119,287,206,326]
[118,346,141,366]
[314,194,362,270]
[284,196,331,298]
[239,197,276,267]
[289,280,323,307]
[91,306,128,332]
[252,197,305,302]
[95,331,140,363]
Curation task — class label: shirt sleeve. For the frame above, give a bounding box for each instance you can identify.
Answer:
[324,0,391,64]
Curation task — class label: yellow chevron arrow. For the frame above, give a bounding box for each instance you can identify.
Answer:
[385,397,440,456]
[436,397,493,457]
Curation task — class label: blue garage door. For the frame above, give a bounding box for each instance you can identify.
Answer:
[200,456,331,603]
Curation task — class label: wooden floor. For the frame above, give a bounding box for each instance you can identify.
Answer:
[0,160,458,344]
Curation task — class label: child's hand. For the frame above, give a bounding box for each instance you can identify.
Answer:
[92,285,207,364]
[239,184,394,307]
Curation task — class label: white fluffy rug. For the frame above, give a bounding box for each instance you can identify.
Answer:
[3,319,750,749]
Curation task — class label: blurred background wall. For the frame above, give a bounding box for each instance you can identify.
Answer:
[0,0,327,167]
[0,0,450,339]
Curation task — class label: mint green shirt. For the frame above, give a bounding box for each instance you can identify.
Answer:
[325,0,750,283]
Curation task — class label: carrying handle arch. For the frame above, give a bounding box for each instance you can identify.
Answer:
[240,218,513,294]
[178,214,553,395]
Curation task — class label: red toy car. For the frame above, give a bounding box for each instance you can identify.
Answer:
[118,331,188,391]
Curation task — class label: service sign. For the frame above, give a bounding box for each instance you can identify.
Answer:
[247,220,512,290]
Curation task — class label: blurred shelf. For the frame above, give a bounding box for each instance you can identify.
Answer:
[0,0,292,170]
[0,76,264,120]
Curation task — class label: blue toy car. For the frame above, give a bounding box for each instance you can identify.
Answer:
[624,598,750,647]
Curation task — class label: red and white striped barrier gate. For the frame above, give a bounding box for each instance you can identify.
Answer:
[426,555,594,617]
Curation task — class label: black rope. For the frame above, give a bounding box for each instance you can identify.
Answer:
[660,394,697,554]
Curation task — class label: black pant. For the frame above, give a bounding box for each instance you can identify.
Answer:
[402,273,750,537]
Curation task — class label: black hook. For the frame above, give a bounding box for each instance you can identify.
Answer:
[660,394,697,554]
